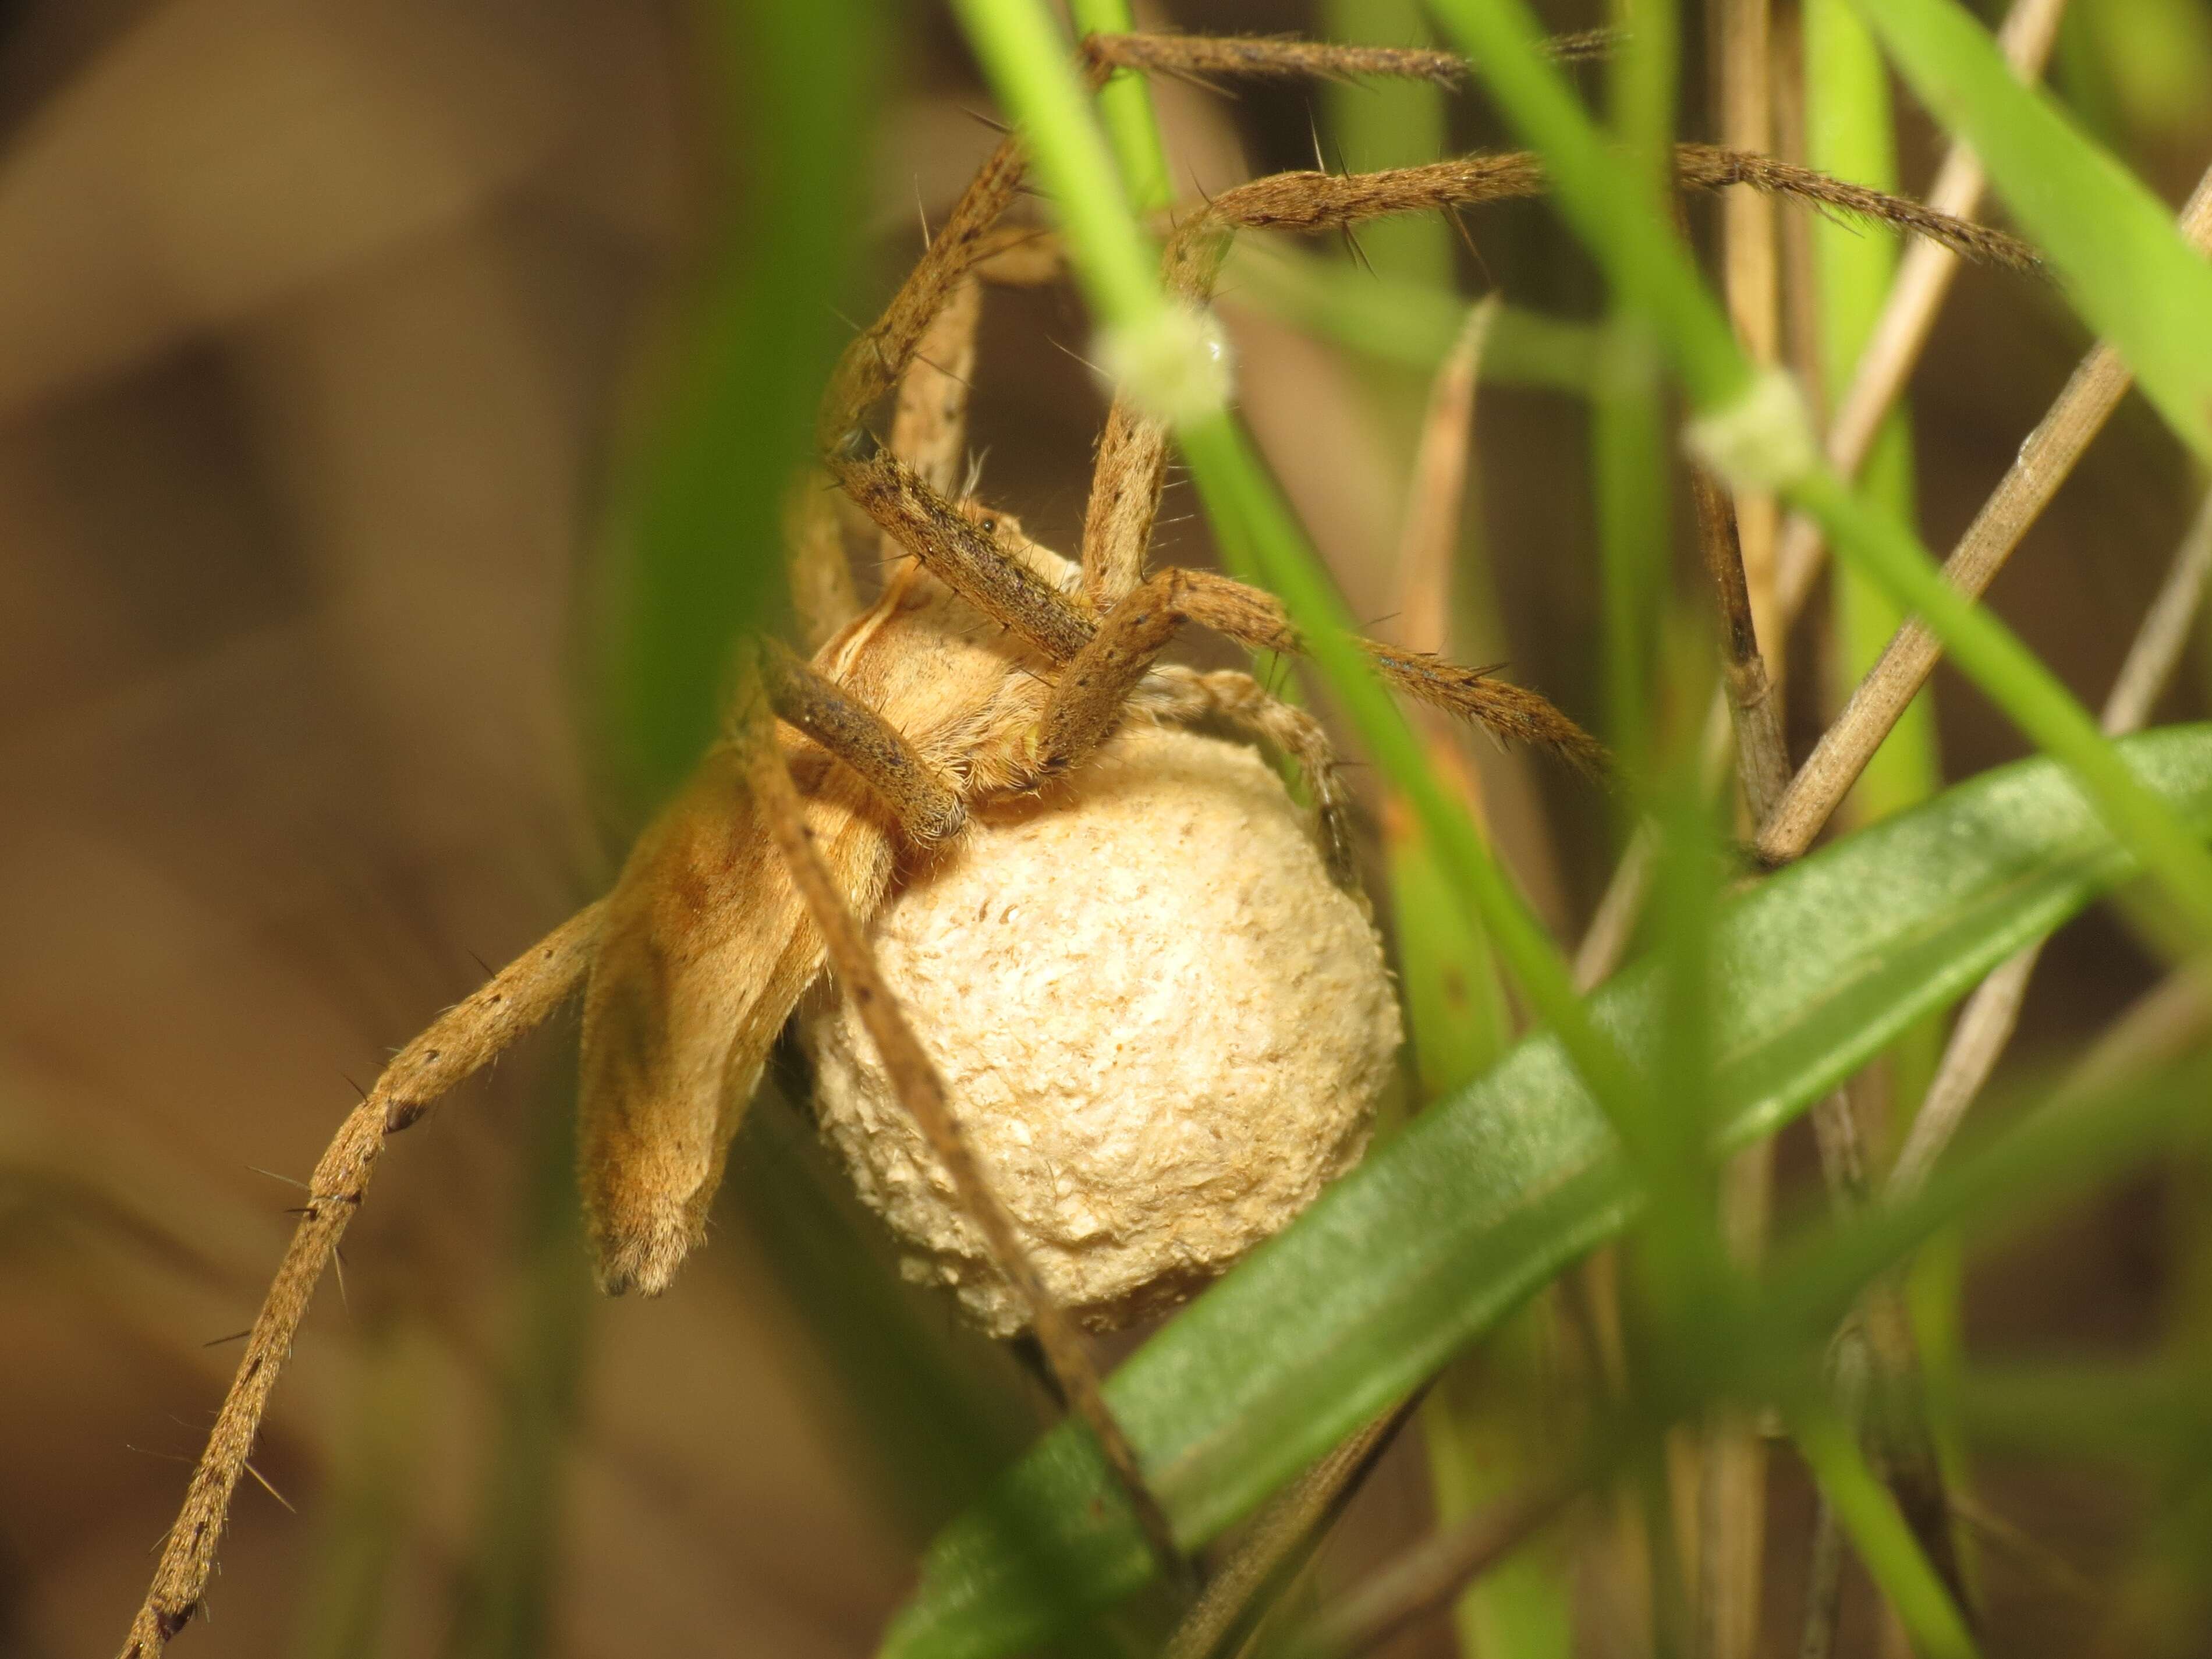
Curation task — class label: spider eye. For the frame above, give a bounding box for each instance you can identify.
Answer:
[978,515,998,534]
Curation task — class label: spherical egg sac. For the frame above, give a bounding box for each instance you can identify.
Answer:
[801,722,1403,1337]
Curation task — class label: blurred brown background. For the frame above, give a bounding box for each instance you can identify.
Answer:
[5,1,2210,1655]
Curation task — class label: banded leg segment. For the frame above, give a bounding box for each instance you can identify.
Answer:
[818,137,1026,449]
[1080,398,1169,610]
[831,444,1097,660]
[884,275,984,501]
[758,639,965,845]
[744,736,1191,1590]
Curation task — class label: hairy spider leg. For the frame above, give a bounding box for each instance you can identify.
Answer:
[757,638,966,843]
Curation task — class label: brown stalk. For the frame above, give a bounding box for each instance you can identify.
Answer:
[1277,1471,1583,1659]
[1702,12,1784,1642]
[1794,1329,1870,1659]
[1756,162,2212,867]
[1692,471,1789,824]
[1689,198,1956,1637]
[1718,0,1782,648]
[1157,1396,1424,1659]
[1687,467,1784,1659]
[1886,485,2212,1204]
[117,902,607,1658]
[1386,300,1575,919]
[743,737,1190,1591]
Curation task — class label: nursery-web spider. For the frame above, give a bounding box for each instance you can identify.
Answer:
[119,26,2035,1654]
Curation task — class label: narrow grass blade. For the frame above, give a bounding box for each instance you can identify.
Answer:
[1222,242,1598,389]
[1068,0,1170,213]
[1848,0,2212,462]
[1789,1406,1978,1659]
[603,0,873,797]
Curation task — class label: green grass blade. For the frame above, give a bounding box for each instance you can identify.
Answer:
[1789,1406,1979,1659]
[442,1088,592,1659]
[1805,0,1962,1526]
[2062,0,2212,142]
[290,1328,433,1659]
[1067,0,1171,214]
[1809,0,1941,835]
[1176,412,1652,1136]
[1325,0,1457,289]
[1788,471,2212,942]
[1223,242,1599,388]
[1847,0,2212,463]
[1593,322,1669,764]
[1593,0,1676,779]
[953,0,1647,1140]
[1428,0,1749,409]
[879,727,2212,1659]
[602,0,873,799]
[1753,1059,2212,1398]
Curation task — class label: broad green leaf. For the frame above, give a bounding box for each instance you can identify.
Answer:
[1848,0,2212,462]
[882,726,2212,1659]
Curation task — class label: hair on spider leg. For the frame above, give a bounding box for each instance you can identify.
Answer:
[1339,222,1377,276]
[1045,334,1107,377]
[956,104,1015,137]
[125,1443,197,1465]
[1447,205,1492,285]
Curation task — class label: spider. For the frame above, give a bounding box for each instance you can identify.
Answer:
[119,26,2032,1653]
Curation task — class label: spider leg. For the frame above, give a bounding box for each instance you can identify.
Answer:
[795,255,998,650]
[743,732,1193,1592]
[1137,664,1357,887]
[1038,567,1607,780]
[785,472,859,653]
[830,441,1599,781]
[119,905,604,1659]
[830,442,1097,661]
[885,274,984,503]
[1080,399,1168,611]
[818,137,1025,449]
[758,637,965,844]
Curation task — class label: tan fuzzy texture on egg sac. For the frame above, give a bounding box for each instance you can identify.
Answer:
[802,723,1402,1337]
